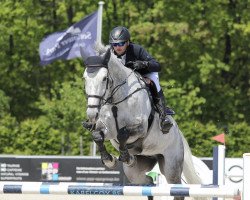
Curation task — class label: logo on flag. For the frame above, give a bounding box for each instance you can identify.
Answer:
[39,11,98,65]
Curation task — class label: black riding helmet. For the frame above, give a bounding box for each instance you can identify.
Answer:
[109,26,130,43]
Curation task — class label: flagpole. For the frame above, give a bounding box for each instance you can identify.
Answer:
[92,1,104,156]
[97,1,104,43]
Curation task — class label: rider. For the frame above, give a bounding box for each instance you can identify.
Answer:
[109,26,174,134]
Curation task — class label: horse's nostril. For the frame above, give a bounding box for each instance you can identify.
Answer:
[95,112,99,120]
[87,108,99,122]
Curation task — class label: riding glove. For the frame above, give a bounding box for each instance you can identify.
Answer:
[126,61,149,70]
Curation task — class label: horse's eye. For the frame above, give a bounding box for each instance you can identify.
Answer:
[103,77,107,82]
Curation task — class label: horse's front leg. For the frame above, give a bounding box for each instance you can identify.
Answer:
[92,130,118,169]
[117,127,136,166]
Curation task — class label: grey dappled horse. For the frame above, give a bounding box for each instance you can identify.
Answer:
[82,46,206,200]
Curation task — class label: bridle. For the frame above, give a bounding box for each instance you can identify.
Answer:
[86,68,111,109]
[86,66,147,111]
[84,63,149,133]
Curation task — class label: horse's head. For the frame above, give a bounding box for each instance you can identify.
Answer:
[83,50,111,123]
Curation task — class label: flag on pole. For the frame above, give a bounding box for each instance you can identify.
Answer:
[212,133,225,144]
[39,11,98,66]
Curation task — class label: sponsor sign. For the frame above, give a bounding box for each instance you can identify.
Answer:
[0,156,125,184]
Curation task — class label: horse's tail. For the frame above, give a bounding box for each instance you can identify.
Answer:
[180,131,210,200]
[179,130,202,184]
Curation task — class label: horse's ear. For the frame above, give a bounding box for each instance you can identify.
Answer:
[102,48,111,66]
[79,46,86,60]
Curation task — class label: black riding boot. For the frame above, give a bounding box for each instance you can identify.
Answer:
[155,90,174,134]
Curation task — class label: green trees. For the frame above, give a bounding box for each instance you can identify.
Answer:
[0,0,249,157]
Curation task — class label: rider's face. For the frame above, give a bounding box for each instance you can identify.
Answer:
[112,41,129,56]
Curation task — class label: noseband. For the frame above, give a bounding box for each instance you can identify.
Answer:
[86,65,111,109]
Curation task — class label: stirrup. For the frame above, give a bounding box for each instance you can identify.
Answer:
[161,118,173,134]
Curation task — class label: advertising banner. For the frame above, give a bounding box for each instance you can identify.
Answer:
[0,156,125,184]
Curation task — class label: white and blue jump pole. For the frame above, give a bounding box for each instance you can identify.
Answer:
[0,182,239,198]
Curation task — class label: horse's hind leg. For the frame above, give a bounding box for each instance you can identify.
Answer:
[158,153,185,200]
[123,155,156,184]
[123,156,157,200]
[92,130,118,169]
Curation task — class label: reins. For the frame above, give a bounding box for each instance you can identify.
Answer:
[102,69,147,106]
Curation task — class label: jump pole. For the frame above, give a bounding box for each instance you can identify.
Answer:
[0,182,239,198]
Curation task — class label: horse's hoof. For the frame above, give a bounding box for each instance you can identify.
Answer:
[118,149,130,163]
[103,155,118,169]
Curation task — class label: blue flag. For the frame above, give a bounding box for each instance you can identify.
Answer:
[39,11,98,66]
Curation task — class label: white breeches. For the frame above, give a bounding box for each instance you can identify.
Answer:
[144,72,161,92]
